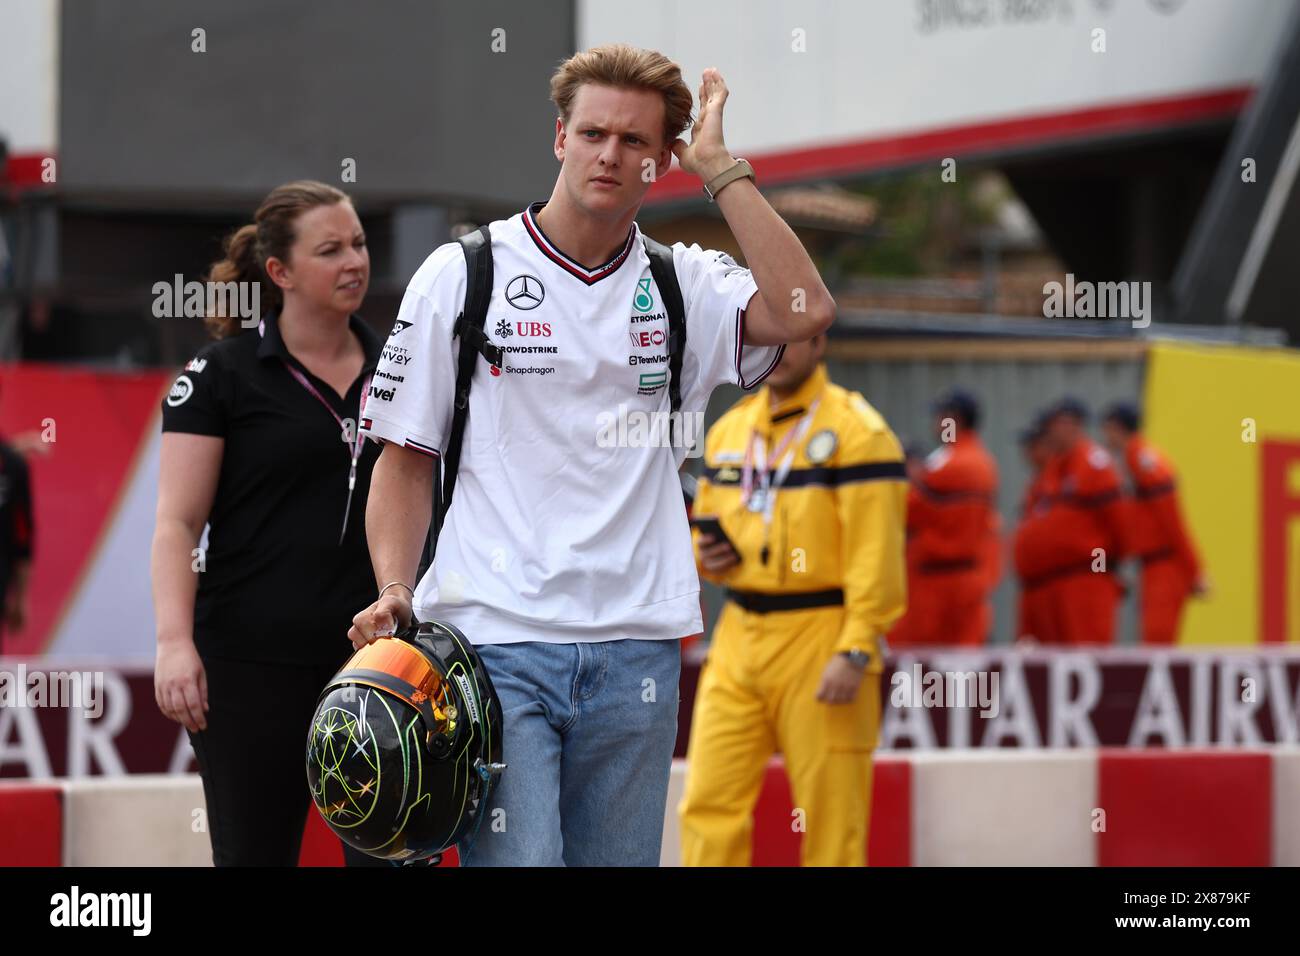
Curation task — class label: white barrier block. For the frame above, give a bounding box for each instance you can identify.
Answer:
[63,774,211,867]
[911,749,1097,866]
[1271,747,1300,866]
[660,759,688,867]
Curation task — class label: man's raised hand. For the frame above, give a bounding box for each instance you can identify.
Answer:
[672,67,735,182]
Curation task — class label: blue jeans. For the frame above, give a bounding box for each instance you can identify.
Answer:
[458,638,681,866]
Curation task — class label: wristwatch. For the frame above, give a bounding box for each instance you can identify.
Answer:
[703,158,755,202]
[840,649,871,669]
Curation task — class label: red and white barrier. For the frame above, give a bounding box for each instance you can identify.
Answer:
[908,751,1097,866]
[3,748,1297,866]
[1272,748,1300,865]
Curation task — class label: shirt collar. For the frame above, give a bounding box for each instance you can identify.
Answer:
[257,310,384,371]
[522,200,639,285]
[758,364,829,431]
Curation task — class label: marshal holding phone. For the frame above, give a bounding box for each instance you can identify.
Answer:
[678,339,909,868]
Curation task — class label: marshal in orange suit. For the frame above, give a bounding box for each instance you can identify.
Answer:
[1015,399,1128,645]
[1102,403,1207,644]
[1012,415,1053,642]
[892,390,999,646]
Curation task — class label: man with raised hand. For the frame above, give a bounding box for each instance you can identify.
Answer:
[349,44,834,866]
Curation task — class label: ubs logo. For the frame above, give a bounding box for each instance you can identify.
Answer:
[506,275,545,310]
[496,318,551,337]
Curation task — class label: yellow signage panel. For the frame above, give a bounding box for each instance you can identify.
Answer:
[1145,341,1300,644]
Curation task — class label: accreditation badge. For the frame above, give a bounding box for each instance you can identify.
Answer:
[747,487,768,513]
[805,429,838,464]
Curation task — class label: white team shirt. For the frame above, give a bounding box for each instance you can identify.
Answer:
[360,202,784,644]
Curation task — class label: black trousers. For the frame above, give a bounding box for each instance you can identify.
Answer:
[188,654,388,867]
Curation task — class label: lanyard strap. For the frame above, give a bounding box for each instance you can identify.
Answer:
[739,401,819,564]
[280,360,372,463]
[740,399,820,518]
[262,319,372,543]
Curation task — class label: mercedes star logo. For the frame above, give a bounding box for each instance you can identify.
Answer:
[506,274,545,311]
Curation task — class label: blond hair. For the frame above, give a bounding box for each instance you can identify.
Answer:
[550,44,694,146]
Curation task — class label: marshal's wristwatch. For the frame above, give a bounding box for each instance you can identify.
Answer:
[840,649,871,669]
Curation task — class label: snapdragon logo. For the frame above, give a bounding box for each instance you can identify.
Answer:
[50,886,151,936]
[1042,273,1150,328]
[152,274,261,329]
[890,663,1000,718]
[0,664,103,718]
[595,404,706,457]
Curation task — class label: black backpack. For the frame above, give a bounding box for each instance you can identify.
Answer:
[416,225,687,578]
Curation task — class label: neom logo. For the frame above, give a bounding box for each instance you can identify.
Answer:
[629,328,666,348]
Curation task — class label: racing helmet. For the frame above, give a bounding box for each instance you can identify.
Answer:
[306,619,505,862]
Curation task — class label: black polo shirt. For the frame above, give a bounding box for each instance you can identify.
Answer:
[161,311,384,667]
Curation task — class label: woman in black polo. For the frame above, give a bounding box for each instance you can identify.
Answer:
[151,180,387,866]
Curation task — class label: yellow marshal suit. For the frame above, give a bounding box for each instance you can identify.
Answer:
[679,364,907,867]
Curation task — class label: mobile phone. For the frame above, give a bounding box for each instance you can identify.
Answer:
[690,515,741,561]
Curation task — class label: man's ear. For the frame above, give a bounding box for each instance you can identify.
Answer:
[554,117,566,163]
[654,143,673,180]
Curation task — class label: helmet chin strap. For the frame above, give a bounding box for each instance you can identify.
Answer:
[458,758,509,859]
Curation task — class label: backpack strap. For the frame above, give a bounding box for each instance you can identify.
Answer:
[641,236,686,447]
[419,225,494,575]
[444,225,497,513]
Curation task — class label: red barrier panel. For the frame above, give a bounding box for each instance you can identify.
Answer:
[752,760,802,866]
[0,784,62,866]
[298,810,459,867]
[751,757,908,867]
[298,808,344,867]
[0,364,171,656]
[869,757,911,867]
[1097,749,1272,866]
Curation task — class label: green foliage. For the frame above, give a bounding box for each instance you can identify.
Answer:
[845,169,1002,278]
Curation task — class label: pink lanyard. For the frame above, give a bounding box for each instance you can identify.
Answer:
[262,320,372,544]
[740,400,820,509]
[740,400,819,564]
